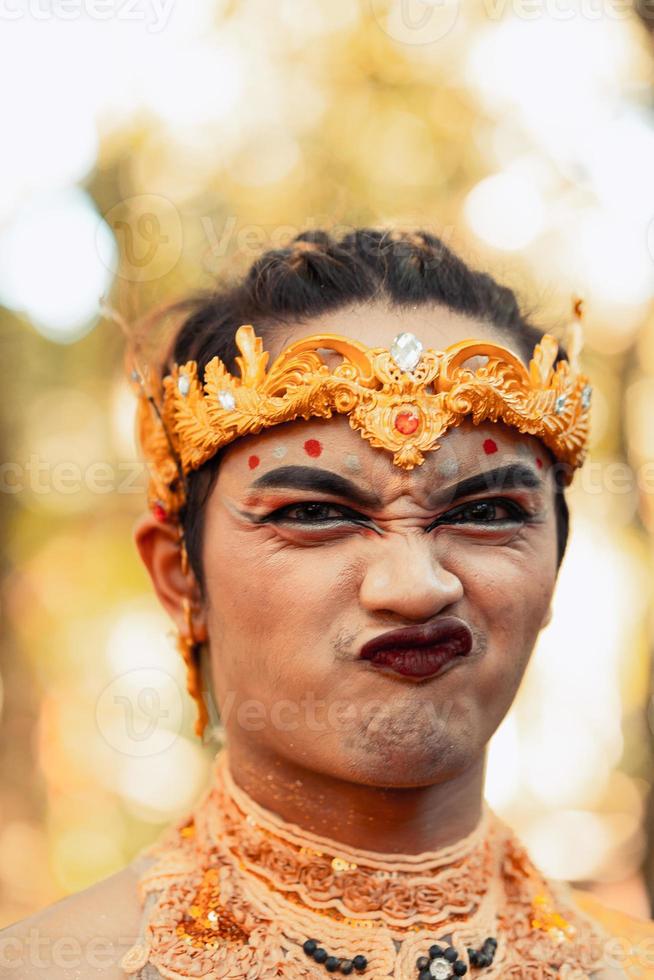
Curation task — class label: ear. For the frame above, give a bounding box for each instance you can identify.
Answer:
[133,512,208,642]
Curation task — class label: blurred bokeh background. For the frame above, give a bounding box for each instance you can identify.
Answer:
[2,0,654,929]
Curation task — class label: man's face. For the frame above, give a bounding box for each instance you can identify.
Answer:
[199,303,559,787]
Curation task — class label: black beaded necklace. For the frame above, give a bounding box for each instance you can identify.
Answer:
[301,934,498,977]
[302,939,367,974]
[415,937,498,977]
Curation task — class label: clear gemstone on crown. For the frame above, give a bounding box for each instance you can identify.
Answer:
[554,394,567,415]
[581,384,592,409]
[390,332,423,372]
[177,374,191,396]
[217,389,236,410]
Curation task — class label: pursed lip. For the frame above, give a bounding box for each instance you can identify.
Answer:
[358,616,474,678]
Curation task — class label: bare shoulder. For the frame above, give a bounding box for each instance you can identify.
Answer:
[0,859,149,979]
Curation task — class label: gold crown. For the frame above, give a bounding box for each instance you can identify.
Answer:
[132,312,591,522]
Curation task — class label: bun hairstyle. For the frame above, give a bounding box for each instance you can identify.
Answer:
[158,227,569,593]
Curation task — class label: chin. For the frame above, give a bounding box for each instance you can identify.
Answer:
[336,719,479,788]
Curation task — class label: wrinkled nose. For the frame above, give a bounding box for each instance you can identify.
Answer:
[359,535,464,621]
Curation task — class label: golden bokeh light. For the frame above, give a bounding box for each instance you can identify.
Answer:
[2,0,654,927]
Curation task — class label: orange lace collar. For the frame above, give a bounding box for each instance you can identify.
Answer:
[121,749,613,978]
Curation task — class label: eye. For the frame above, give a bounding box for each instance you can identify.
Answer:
[266,502,367,525]
[428,497,529,529]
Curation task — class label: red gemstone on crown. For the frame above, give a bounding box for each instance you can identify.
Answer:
[153,501,168,522]
[395,411,419,435]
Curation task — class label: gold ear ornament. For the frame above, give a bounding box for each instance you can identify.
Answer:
[177,596,209,739]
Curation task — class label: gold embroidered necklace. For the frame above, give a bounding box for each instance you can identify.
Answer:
[121,750,611,978]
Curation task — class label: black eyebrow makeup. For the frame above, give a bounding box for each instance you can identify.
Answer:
[249,461,542,509]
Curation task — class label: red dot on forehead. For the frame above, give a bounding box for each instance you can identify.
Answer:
[304,439,322,458]
[248,455,260,470]
[482,438,498,455]
[536,457,543,469]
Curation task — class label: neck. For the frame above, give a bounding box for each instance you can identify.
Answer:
[222,740,487,855]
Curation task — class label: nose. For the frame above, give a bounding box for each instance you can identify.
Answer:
[358,534,464,622]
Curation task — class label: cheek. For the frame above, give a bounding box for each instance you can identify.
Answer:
[200,515,355,679]
[445,538,557,741]
[457,535,556,666]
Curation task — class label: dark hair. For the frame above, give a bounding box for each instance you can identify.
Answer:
[165,227,569,594]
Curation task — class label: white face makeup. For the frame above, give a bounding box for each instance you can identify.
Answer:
[434,455,459,480]
[514,438,546,474]
[344,453,362,473]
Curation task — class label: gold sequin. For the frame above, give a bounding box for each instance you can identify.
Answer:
[331,857,357,872]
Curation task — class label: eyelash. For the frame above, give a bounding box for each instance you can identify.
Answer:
[264,498,531,530]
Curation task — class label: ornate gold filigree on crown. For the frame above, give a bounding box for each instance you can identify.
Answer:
[135,324,592,520]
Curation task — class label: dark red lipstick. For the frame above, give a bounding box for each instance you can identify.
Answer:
[358,617,474,679]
